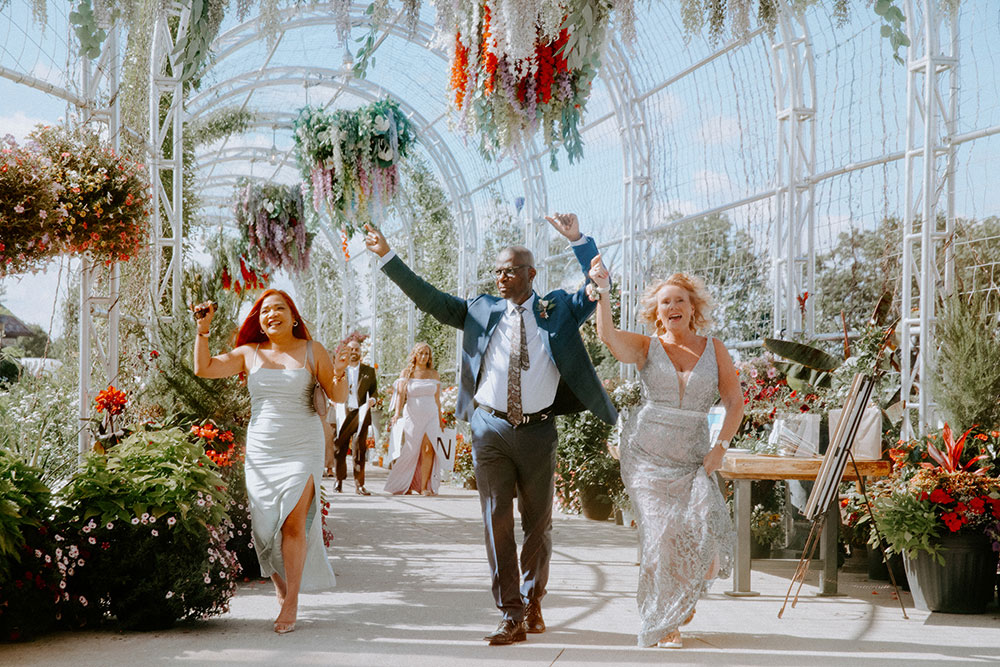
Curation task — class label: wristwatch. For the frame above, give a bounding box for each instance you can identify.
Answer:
[714,438,731,450]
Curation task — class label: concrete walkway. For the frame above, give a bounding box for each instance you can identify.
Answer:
[5,465,999,666]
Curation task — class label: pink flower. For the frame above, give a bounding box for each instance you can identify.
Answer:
[13,204,24,213]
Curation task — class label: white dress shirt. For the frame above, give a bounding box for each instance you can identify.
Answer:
[474,293,559,414]
[346,363,360,410]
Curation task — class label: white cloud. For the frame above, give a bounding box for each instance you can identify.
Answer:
[693,169,733,199]
[0,111,48,141]
[698,114,741,145]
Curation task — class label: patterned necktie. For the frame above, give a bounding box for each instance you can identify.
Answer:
[506,305,530,425]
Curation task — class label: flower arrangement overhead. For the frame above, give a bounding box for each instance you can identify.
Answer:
[0,127,150,277]
[346,0,910,166]
[204,229,270,296]
[292,99,416,238]
[233,178,312,274]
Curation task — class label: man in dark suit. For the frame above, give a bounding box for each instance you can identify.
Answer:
[364,213,616,645]
[334,338,378,495]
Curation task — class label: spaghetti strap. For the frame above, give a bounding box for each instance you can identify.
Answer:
[305,340,316,379]
[251,344,261,372]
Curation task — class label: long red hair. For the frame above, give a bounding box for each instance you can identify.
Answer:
[235,289,312,347]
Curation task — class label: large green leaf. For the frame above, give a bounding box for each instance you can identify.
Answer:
[763,338,841,371]
[764,337,843,390]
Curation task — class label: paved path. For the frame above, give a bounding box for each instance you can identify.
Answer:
[4,466,999,666]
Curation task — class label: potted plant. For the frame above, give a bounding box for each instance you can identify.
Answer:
[873,424,1000,613]
[750,504,785,559]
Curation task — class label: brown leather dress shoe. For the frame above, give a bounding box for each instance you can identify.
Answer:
[524,599,545,633]
[483,618,527,645]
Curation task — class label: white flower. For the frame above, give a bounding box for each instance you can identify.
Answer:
[151,529,159,537]
[165,591,174,599]
[167,517,176,526]
[373,114,390,132]
[88,537,96,544]
[131,517,140,525]
[106,522,114,530]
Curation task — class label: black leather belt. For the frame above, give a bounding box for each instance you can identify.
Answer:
[477,404,554,426]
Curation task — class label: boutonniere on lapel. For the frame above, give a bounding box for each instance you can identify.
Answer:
[536,298,555,319]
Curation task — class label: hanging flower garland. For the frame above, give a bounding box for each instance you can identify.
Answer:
[443,1,611,167]
[233,179,312,274]
[292,98,416,238]
[204,230,270,296]
[0,127,151,277]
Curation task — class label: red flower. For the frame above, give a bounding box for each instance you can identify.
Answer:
[928,488,954,504]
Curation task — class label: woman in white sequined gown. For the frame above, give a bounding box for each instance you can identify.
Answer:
[384,343,444,495]
[587,260,744,648]
[193,290,348,634]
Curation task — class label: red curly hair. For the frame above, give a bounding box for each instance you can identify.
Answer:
[235,289,312,348]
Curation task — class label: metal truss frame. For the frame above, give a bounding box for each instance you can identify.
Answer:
[148,2,191,322]
[769,2,816,340]
[900,0,958,438]
[76,22,123,456]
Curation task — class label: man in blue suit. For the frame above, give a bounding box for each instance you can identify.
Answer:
[364,214,616,645]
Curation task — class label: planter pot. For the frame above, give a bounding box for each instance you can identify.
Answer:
[579,486,614,521]
[867,547,909,591]
[463,477,477,491]
[750,539,771,559]
[903,533,999,614]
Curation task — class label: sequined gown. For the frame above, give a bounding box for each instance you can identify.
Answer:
[619,338,734,646]
[245,348,336,592]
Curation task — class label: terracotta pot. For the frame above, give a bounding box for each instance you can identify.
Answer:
[903,532,998,613]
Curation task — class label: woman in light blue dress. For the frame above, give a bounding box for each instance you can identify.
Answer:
[193,290,348,634]
[588,260,744,649]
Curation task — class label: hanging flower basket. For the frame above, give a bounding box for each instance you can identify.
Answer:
[292,99,415,237]
[0,135,62,276]
[233,179,312,275]
[0,127,151,277]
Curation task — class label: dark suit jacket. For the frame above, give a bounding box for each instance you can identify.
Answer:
[350,363,378,408]
[381,236,616,425]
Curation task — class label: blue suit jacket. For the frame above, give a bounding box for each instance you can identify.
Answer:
[381,236,617,426]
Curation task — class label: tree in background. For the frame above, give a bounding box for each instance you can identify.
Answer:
[649,213,770,344]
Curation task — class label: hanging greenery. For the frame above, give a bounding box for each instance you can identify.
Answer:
[292,98,416,237]
[233,179,312,274]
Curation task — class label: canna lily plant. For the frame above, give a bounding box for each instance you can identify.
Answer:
[924,423,990,474]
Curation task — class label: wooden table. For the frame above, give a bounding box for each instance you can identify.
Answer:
[718,452,891,597]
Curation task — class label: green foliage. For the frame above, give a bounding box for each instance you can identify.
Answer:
[871,488,944,560]
[815,217,901,334]
[873,0,911,65]
[763,337,841,390]
[0,451,50,565]
[933,291,1000,433]
[57,425,239,629]
[69,0,107,60]
[187,107,256,148]
[649,213,770,343]
[0,366,80,485]
[750,504,785,546]
[555,408,620,513]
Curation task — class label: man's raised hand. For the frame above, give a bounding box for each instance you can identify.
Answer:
[363,224,391,257]
[544,212,582,242]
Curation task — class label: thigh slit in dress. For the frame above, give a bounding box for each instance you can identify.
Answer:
[244,347,336,591]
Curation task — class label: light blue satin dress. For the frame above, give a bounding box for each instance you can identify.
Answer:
[245,345,336,591]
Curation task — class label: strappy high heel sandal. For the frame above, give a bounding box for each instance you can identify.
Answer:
[655,630,682,648]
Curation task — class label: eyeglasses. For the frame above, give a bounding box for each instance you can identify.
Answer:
[493,265,531,279]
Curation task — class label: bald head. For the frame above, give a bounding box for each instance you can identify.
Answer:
[498,245,534,267]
